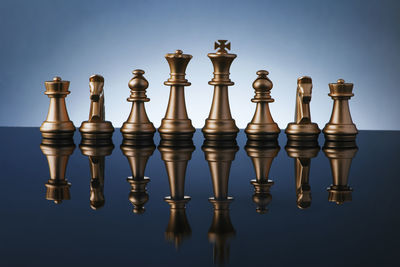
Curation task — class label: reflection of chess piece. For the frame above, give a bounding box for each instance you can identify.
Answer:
[285,76,320,141]
[245,140,280,213]
[40,77,75,140]
[158,50,195,140]
[324,141,358,204]
[159,140,195,248]
[285,141,320,209]
[202,40,239,140]
[245,71,280,141]
[121,70,156,140]
[323,79,358,141]
[40,140,75,204]
[79,75,114,142]
[121,139,155,213]
[80,143,114,210]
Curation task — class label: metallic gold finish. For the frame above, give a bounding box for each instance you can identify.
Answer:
[324,141,358,204]
[40,140,75,204]
[245,140,280,213]
[245,70,280,141]
[202,40,239,140]
[159,140,195,247]
[40,77,76,140]
[121,139,155,213]
[159,50,195,140]
[323,79,358,141]
[79,75,114,141]
[80,142,114,210]
[121,70,156,140]
[285,76,321,141]
[285,142,320,209]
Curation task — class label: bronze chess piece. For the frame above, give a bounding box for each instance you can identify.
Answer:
[79,75,114,142]
[158,50,195,140]
[202,40,239,140]
[285,76,321,141]
[40,139,75,204]
[80,142,114,210]
[285,141,320,209]
[245,70,280,141]
[121,139,156,213]
[159,140,195,248]
[121,70,156,140]
[323,79,358,141]
[40,77,75,140]
[324,141,358,204]
[245,140,280,213]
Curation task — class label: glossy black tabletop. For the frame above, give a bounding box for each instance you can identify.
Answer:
[0,128,399,266]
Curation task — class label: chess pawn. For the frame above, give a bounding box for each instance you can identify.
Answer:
[324,141,358,204]
[121,139,156,213]
[40,140,75,204]
[245,140,280,213]
[323,79,358,141]
[79,75,114,142]
[121,70,156,140]
[285,141,320,209]
[158,50,195,140]
[285,76,321,141]
[79,142,114,210]
[40,77,75,140]
[202,40,239,140]
[245,71,280,141]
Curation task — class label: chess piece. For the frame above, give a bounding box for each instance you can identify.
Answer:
[159,140,195,248]
[323,79,358,141]
[285,76,321,141]
[245,140,280,213]
[202,40,239,140]
[80,142,114,210]
[40,77,75,140]
[79,75,114,142]
[245,70,280,141]
[121,139,156,213]
[324,141,358,204]
[158,50,195,140]
[121,70,156,140]
[285,141,320,209]
[40,139,75,204]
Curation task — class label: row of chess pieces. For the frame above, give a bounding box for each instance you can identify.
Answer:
[39,40,358,145]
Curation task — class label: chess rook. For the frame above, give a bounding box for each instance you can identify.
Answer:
[202,40,239,140]
[40,77,76,139]
[158,50,195,140]
[323,79,358,141]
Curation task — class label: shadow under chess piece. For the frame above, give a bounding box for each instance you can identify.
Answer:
[159,140,195,248]
[121,139,156,213]
[323,79,358,141]
[323,141,358,204]
[245,140,280,213]
[40,139,75,204]
[245,70,280,141]
[80,142,114,210]
[285,141,320,209]
[79,75,114,142]
[285,76,321,141]
[40,77,75,140]
[202,40,239,141]
[121,70,156,140]
[158,50,195,140]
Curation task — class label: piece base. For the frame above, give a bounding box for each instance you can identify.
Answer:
[324,133,357,142]
[159,132,194,140]
[245,133,279,141]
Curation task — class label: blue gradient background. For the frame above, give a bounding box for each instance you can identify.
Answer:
[1,0,399,130]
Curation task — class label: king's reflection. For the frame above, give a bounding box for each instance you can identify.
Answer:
[245,140,280,213]
[158,140,195,248]
[202,140,238,265]
[121,139,155,213]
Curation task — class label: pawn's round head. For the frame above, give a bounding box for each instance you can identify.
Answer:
[128,69,148,91]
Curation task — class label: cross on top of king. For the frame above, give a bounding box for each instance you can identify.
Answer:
[214,40,231,54]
